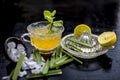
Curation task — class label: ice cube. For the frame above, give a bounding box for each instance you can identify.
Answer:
[22,60,30,70]
[7,48,11,55]
[7,48,18,62]
[13,56,19,62]
[31,67,41,74]
[31,62,45,74]
[16,50,24,58]
[7,43,27,62]
[2,76,9,80]
[10,48,17,55]
[26,61,38,69]
[38,62,45,72]
[7,42,16,49]
[19,70,27,77]
[11,48,20,59]
[17,44,25,52]
[28,54,34,61]
[39,62,45,68]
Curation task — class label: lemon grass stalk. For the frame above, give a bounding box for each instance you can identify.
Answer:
[62,50,83,64]
[55,56,69,65]
[7,70,14,80]
[50,58,74,69]
[67,44,83,52]
[42,59,50,74]
[55,55,67,62]
[12,53,25,80]
[27,69,62,79]
[33,49,42,63]
[50,56,56,69]
[67,38,92,48]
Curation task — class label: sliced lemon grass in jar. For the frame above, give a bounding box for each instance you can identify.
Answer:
[74,24,92,38]
[98,31,117,47]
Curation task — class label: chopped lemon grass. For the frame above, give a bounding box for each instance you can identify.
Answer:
[55,56,69,65]
[7,70,14,80]
[52,49,56,56]
[55,46,62,59]
[59,51,63,58]
[50,58,74,69]
[56,46,63,58]
[42,59,50,74]
[27,69,62,79]
[50,56,56,69]
[50,55,69,69]
[12,53,25,80]
[67,38,92,48]
[62,50,83,64]
[67,44,83,52]
[55,55,67,62]
[33,49,42,63]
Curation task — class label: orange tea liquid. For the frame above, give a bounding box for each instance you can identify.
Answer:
[30,27,61,51]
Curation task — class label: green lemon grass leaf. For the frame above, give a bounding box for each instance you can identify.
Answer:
[12,53,25,80]
[33,49,42,63]
[53,20,63,26]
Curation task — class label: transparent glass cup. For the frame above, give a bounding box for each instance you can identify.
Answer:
[21,21,64,55]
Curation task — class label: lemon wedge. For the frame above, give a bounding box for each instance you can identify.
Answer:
[74,24,92,38]
[98,31,117,47]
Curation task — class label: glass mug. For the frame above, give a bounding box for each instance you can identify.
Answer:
[21,21,64,52]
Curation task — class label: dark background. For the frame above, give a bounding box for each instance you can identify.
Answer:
[1,0,120,80]
[1,0,119,44]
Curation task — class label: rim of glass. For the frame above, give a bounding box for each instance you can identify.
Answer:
[27,21,64,34]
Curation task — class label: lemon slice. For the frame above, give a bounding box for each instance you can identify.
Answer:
[98,31,117,47]
[74,24,92,37]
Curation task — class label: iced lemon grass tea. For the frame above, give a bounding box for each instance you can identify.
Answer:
[22,21,64,51]
[31,22,64,51]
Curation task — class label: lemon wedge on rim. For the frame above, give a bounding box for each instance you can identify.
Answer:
[74,24,92,38]
[98,31,117,47]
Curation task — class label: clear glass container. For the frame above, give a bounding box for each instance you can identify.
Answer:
[61,32,114,59]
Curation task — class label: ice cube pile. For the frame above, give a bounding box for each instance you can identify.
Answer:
[7,41,26,62]
[6,40,45,77]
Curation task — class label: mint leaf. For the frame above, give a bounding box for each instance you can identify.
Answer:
[44,10,56,23]
[44,10,52,17]
[44,10,56,17]
[45,16,54,23]
[51,10,56,16]
[53,20,63,26]
[43,10,63,32]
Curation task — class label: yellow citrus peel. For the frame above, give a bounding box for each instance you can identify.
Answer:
[98,31,117,47]
[74,24,92,38]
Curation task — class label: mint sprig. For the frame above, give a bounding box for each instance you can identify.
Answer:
[43,10,63,32]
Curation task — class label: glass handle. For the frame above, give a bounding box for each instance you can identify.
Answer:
[21,33,30,42]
